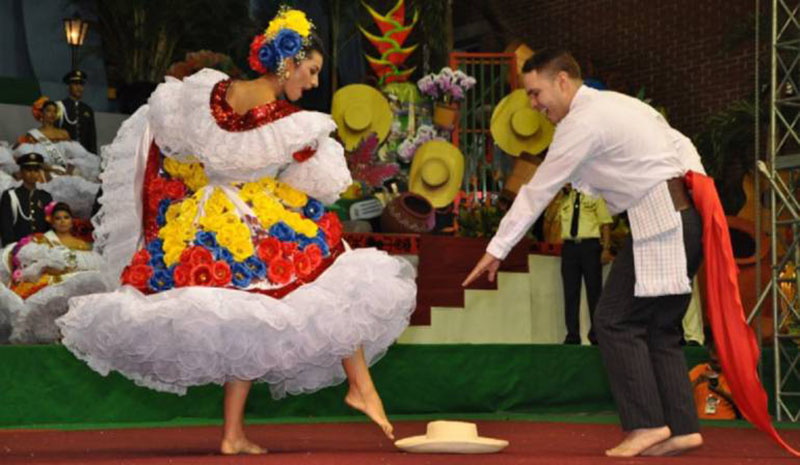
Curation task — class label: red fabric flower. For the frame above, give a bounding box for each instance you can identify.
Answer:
[293,251,313,279]
[305,243,323,269]
[173,263,191,287]
[190,263,214,286]
[212,260,232,286]
[292,146,316,162]
[187,246,213,266]
[318,213,343,245]
[256,237,282,263]
[281,241,298,258]
[248,34,268,74]
[123,264,153,290]
[165,179,186,200]
[148,177,167,198]
[131,249,151,266]
[268,256,294,285]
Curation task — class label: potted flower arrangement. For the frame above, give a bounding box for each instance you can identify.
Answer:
[417,67,477,129]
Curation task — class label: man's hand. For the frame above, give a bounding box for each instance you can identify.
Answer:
[462,252,501,287]
[601,249,614,265]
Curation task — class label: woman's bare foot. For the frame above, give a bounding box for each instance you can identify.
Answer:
[641,433,703,456]
[605,426,671,457]
[220,436,267,455]
[345,385,394,440]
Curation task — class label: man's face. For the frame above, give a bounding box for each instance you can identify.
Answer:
[523,70,570,124]
[68,82,84,100]
[20,166,41,186]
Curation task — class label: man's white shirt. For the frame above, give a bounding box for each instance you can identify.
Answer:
[487,85,706,296]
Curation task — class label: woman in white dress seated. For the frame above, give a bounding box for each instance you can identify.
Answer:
[9,98,100,218]
[0,202,105,344]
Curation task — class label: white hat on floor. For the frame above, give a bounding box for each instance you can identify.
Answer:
[394,421,509,454]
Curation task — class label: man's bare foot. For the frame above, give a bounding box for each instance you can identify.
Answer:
[345,386,394,440]
[605,426,671,457]
[220,437,267,455]
[641,433,703,456]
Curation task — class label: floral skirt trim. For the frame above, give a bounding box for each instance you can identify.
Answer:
[120,142,344,296]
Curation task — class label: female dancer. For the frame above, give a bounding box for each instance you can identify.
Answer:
[57,8,416,455]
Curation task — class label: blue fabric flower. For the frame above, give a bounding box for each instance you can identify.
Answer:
[274,29,303,59]
[231,262,253,288]
[303,198,324,221]
[258,42,281,72]
[269,221,296,242]
[296,235,312,251]
[148,268,174,292]
[147,238,164,256]
[213,246,235,265]
[156,199,170,227]
[244,256,267,279]
[196,230,218,249]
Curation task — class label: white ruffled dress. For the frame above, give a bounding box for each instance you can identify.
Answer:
[0,231,105,344]
[56,69,416,398]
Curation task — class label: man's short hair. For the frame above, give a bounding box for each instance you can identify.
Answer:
[522,49,582,79]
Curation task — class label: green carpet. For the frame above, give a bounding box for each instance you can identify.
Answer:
[0,344,794,428]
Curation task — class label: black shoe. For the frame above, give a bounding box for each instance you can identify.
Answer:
[686,340,702,347]
[563,336,581,345]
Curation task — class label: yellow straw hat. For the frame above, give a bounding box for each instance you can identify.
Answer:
[490,89,554,156]
[395,421,509,454]
[409,140,464,208]
[331,84,392,151]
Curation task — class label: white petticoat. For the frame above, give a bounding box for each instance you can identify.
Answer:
[2,271,106,344]
[57,249,416,398]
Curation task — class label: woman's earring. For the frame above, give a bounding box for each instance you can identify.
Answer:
[284,70,291,81]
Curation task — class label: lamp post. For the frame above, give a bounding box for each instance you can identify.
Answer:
[63,14,89,70]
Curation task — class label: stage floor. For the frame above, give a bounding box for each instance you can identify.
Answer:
[3,419,800,465]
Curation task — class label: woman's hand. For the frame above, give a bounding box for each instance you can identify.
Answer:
[462,252,502,286]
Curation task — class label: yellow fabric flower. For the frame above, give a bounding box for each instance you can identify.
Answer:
[275,182,307,208]
[283,10,312,36]
[259,177,277,193]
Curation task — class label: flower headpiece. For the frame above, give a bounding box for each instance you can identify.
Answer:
[248,6,315,75]
[44,200,57,224]
[31,96,61,122]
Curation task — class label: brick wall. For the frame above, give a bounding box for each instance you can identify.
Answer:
[484,0,758,137]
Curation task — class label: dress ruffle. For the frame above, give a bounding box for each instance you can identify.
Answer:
[148,69,347,185]
[58,249,416,397]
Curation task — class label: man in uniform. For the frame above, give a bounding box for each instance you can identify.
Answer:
[0,153,53,245]
[57,70,97,154]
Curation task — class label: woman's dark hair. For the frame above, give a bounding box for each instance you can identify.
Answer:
[302,31,327,60]
[51,202,73,219]
[41,100,58,112]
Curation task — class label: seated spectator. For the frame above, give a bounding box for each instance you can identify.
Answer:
[689,344,739,420]
[0,201,105,343]
[0,153,52,246]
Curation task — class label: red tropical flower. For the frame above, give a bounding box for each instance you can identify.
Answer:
[268,256,294,285]
[212,260,232,286]
[256,237,282,263]
[190,263,214,286]
[173,263,191,287]
[131,249,151,266]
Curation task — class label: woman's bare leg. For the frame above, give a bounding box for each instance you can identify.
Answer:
[220,379,267,455]
[342,347,394,440]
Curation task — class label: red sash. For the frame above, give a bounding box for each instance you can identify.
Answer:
[686,171,799,456]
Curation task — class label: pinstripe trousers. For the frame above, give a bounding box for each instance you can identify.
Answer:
[594,206,703,435]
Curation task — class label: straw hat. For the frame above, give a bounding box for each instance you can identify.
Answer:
[331,84,392,151]
[395,421,509,454]
[490,89,554,156]
[408,140,464,208]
